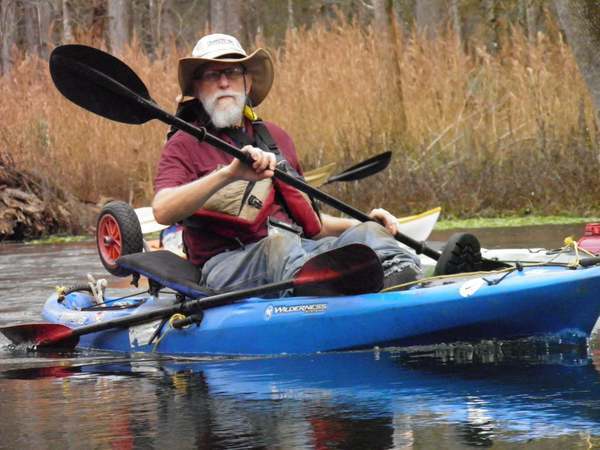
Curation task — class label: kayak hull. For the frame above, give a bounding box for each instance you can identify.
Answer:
[41,265,600,356]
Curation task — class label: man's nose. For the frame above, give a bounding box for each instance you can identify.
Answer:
[217,73,230,88]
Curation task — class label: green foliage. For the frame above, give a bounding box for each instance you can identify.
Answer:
[437,215,600,230]
[26,235,92,245]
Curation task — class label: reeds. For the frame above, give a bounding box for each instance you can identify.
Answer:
[1,19,598,218]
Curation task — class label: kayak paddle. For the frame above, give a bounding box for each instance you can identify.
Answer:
[48,44,507,271]
[304,162,336,187]
[0,244,383,350]
[305,151,392,187]
[325,151,391,185]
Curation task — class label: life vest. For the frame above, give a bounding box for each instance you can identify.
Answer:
[184,121,322,242]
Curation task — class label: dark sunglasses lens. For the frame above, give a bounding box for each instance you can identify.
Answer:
[198,67,245,82]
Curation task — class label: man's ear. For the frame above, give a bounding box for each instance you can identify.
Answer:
[245,75,253,95]
[192,80,201,100]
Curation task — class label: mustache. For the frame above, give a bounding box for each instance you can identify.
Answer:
[210,90,244,103]
[200,88,246,128]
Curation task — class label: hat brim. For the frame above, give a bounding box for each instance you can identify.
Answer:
[178,48,273,106]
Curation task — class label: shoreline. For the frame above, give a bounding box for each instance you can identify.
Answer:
[4,215,598,246]
[435,215,600,231]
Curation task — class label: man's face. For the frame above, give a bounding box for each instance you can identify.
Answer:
[194,62,250,103]
[193,62,252,128]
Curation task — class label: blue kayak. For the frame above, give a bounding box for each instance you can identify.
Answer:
[41,262,600,356]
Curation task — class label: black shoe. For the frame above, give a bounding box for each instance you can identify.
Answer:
[434,233,483,276]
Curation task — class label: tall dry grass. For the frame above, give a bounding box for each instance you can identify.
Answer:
[1,19,598,218]
[0,42,179,205]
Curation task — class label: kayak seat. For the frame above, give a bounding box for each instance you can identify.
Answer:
[117,250,212,298]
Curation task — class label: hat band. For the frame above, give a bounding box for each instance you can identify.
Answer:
[193,49,247,60]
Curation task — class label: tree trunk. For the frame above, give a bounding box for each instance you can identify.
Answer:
[22,0,52,57]
[526,0,539,43]
[241,0,260,44]
[449,0,461,42]
[62,0,73,42]
[210,0,226,32]
[159,1,176,47]
[107,0,129,54]
[1,0,16,75]
[210,0,243,39]
[554,0,600,127]
[226,0,242,40]
[24,1,40,55]
[374,0,407,134]
[485,0,499,52]
[373,0,390,36]
[415,0,447,39]
[89,0,106,45]
[37,0,52,58]
[149,0,162,48]
[287,0,294,30]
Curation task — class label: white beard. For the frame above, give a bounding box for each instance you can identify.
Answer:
[199,89,246,129]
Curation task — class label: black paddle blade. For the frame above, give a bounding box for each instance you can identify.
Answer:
[0,323,78,349]
[294,244,383,296]
[50,44,156,124]
[326,151,392,184]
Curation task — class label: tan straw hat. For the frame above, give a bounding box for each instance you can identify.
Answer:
[178,34,274,106]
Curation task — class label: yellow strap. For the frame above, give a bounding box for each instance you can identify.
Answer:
[563,235,595,267]
[55,285,67,295]
[152,313,188,351]
[243,105,258,121]
[168,313,187,327]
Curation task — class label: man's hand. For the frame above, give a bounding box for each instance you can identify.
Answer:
[223,145,276,181]
[369,208,400,235]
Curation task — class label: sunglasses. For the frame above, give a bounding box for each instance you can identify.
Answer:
[196,66,246,83]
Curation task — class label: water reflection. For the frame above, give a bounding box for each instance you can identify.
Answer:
[1,225,600,448]
[1,341,599,449]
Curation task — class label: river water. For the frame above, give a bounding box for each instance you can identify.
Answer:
[1,224,599,449]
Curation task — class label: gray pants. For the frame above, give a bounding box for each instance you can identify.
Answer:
[200,221,421,293]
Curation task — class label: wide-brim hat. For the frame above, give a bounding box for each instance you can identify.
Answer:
[178,34,274,106]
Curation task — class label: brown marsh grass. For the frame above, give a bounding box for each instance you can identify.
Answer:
[1,20,598,219]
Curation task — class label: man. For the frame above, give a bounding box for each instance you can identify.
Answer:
[153,33,421,292]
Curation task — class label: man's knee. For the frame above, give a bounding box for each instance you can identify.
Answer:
[342,221,389,242]
[360,221,387,235]
[262,232,301,254]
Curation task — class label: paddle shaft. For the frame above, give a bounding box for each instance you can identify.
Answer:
[68,57,439,260]
[47,278,295,344]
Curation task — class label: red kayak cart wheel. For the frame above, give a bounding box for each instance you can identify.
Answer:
[96,201,143,276]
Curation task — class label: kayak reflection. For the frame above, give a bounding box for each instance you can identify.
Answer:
[2,341,600,448]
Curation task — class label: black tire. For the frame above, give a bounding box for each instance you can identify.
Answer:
[96,200,144,276]
[434,233,483,276]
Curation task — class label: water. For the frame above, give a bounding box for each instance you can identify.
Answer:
[429,222,590,250]
[1,224,599,449]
